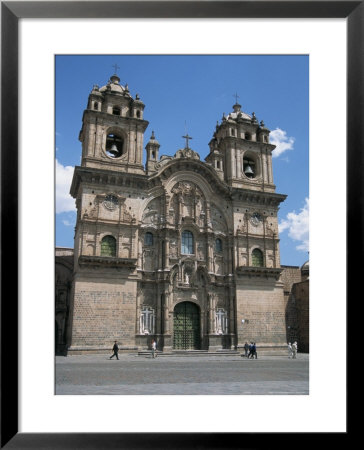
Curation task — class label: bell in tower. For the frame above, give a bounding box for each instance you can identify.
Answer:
[105,133,124,158]
[243,159,255,178]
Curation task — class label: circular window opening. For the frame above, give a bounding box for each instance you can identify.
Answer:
[106,133,124,158]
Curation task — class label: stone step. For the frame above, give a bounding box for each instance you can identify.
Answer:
[137,350,241,357]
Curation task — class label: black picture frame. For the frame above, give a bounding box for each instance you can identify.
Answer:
[1,1,358,448]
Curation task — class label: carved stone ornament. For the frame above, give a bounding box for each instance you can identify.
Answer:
[175,148,200,160]
[250,212,262,227]
[103,194,119,210]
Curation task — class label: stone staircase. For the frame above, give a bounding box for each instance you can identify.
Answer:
[137,349,240,357]
[138,346,288,357]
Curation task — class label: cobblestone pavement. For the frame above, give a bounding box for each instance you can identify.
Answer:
[56,353,309,395]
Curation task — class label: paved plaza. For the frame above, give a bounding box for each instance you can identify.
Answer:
[56,353,309,395]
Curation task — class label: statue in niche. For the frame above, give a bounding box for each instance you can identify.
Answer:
[185,272,190,285]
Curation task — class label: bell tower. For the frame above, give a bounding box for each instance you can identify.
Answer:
[78,73,149,174]
[206,99,275,192]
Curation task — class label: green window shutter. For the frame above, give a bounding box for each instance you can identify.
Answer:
[252,248,263,267]
[101,236,116,257]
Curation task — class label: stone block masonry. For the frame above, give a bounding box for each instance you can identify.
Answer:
[69,279,137,351]
[236,281,287,349]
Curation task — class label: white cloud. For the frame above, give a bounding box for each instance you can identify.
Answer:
[270,128,295,158]
[62,219,74,227]
[279,198,309,252]
[56,159,75,213]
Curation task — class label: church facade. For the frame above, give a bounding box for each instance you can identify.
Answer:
[64,73,291,354]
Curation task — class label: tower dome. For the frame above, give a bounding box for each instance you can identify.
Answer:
[99,74,129,96]
[226,103,252,121]
[301,260,309,280]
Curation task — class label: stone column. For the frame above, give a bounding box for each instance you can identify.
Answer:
[231,147,236,179]
[164,238,169,269]
[208,294,215,334]
[236,148,241,179]
[164,292,170,334]
[207,237,214,272]
[135,289,141,336]
[261,149,268,183]
[267,151,274,184]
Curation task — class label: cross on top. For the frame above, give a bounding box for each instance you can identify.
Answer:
[182,133,193,149]
[216,309,225,321]
[112,63,120,74]
[233,92,240,104]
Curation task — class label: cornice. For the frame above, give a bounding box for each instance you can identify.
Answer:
[78,255,137,269]
[236,266,283,280]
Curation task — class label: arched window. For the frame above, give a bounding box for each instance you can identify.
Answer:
[112,106,121,116]
[101,235,116,257]
[252,248,264,267]
[181,230,194,254]
[215,238,223,253]
[144,232,153,246]
[94,102,99,110]
[136,110,141,118]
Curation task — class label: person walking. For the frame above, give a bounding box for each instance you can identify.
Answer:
[292,341,298,359]
[247,342,253,358]
[151,339,157,358]
[110,341,119,360]
[251,342,258,359]
[288,342,293,359]
[243,341,249,357]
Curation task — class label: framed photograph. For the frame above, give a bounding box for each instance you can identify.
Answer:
[2,1,359,447]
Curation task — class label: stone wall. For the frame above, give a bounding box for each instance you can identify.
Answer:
[69,277,138,353]
[235,278,286,352]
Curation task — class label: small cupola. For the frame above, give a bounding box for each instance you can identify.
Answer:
[146,131,161,174]
[233,102,242,113]
[257,120,270,143]
[132,93,145,119]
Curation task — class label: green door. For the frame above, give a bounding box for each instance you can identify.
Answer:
[173,302,200,350]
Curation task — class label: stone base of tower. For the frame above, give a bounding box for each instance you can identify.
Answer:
[69,275,138,351]
[235,270,287,354]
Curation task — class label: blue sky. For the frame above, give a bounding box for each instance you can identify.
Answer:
[56,55,309,267]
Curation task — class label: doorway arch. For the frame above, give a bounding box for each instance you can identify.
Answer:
[173,301,201,350]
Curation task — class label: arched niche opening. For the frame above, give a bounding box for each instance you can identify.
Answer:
[105,132,124,158]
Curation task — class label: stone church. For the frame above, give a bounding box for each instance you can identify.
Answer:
[56,73,308,355]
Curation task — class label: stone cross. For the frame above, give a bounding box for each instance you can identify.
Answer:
[143,307,153,332]
[112,63,120,74]
[216,309,225,333]
[182,134,193,149]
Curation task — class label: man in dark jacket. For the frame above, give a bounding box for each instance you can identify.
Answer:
[243,342,249,357]
[251,342,258,359]
[110,341,119,360]
[247,342,253,358]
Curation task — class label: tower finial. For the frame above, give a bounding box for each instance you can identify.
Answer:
[182,133,193,149]
[112,63,120,74]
